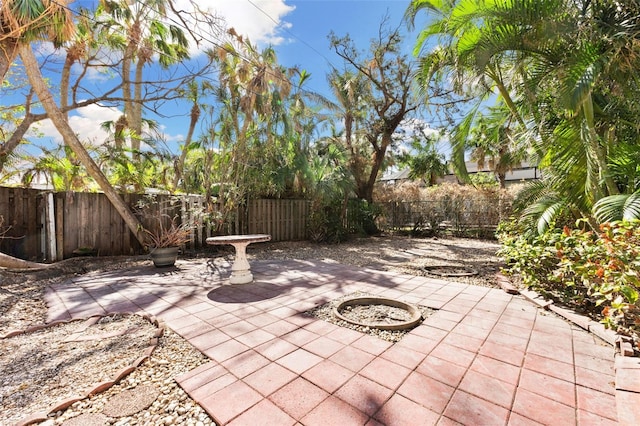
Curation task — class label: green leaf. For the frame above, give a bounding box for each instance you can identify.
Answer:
[620,285,639,304]
[594,192,640,223]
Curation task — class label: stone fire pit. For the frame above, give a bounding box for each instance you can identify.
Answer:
[333,296,423,331]
[306,292,434,342]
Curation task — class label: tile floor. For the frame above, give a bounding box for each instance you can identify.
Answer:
[45,257,619,425]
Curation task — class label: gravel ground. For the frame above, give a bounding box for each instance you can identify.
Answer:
[1,314,161,424]
[248,235,503,288]
[0,235,502,425]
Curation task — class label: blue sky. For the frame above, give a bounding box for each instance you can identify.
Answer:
[6,0,439,157]
[264,0,427,93]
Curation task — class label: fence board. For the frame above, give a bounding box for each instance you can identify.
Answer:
[111,193,122,256]
[55,194,64,260]
[243,199,310,241]
[0,188,42,260]
[1,186,313,260]
[63,192,76,257]
[97,193,109,255]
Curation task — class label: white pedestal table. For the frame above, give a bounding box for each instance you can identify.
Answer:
[206,234,271,284]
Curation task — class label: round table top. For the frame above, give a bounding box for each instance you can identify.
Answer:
[206,234,271,245]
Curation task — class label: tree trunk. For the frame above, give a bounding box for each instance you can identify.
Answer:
[121,27,137,151]
[132,49,145,156]
[60,52,74,119]
[19,44,148,248]
[0,112,35,174]
[583,96,619,198]
[498,172,506,189]
[172,102,200,191]
[0,37,19,85]
[0,252,50,269]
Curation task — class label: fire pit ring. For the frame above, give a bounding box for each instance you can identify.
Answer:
[332,296,423,331]
[421,265,478,277]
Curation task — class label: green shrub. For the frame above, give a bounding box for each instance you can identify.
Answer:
[347,199,381,236]
[307,197,349,244]
[498,220,640,335]
[307,197,384,243]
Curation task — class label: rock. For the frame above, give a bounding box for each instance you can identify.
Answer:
[102,384,159,417]
[162,415,175,425]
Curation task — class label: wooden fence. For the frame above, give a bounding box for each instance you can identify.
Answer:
[0,187,44,261]
[244,199,309,241]
[0,187,311,262]
[1,186,510,263]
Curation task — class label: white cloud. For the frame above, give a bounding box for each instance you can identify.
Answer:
[34,104,184,151]
[173,0,295,54]
[212,0,295,45]
[35,104,121,147]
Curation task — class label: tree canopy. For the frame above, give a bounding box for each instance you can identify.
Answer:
[406,0,640,232]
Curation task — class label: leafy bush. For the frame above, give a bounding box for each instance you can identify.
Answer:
[498,220,640,335]
[347,199,381,236]
[307,197,349,244]
[307,197,382,243]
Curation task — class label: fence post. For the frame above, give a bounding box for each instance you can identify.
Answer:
[45,192,57,262]
[55,194,64,260]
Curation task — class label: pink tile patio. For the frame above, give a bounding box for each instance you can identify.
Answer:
[45,257,622,425]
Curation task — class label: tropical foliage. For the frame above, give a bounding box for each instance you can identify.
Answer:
[3,0,640,259]
[327,22,420,203]
[498,220,640,335]
[406,0,640,231]
[396,127,448,187]
[405,0,640,338]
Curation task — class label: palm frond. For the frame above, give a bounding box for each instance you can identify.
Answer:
[593,191,640,223]
[520,195,567,235]
[449,102,482,184]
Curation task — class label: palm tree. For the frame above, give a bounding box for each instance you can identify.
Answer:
[406,0,530,184]
[59,7,95,118]
[0,0,74,84]
[262,68,319,198]
[406,0,640,231]
[0,1,148,267]
[399,136,448,187]
[172,80,213,191]
[466,105,525,189]
[323,69,369,193]
[96,0,190,157]
[212,32,296,202]
[22,145,89,191]
[19,45,148,246]
[4,0,148,241]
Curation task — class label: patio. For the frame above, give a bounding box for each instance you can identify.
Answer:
[44,257,621,425]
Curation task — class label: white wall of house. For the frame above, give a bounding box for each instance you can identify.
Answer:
[381,161,541,186]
